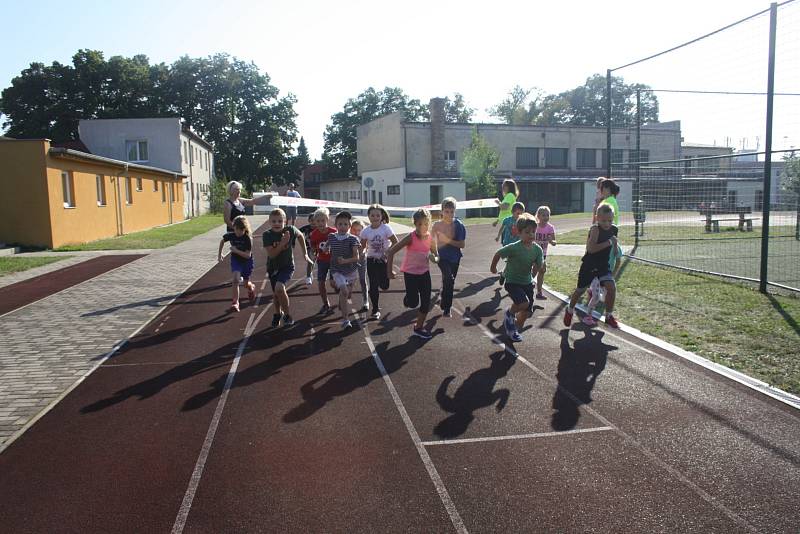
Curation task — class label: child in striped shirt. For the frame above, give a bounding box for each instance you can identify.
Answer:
[327,211,362,329]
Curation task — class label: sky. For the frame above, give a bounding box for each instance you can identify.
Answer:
[1,0,797,159]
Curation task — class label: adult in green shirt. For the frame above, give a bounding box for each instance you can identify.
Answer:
[490,214,543,342]
[598,178,620,226]
[493,179,520,227]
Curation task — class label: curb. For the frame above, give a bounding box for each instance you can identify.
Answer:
[543,284,800,411]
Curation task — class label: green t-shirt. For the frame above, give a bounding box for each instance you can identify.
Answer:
[599,196,620,225]
[498,240,543,285]
[497,192,516,223]
[262,225,301,271]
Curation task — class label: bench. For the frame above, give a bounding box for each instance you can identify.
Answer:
[700,209,760,232]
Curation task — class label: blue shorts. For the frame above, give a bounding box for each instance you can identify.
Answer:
[268,265,294,290]
[231,255,254,279]
[505,282,534,313]
[316,260,331,282]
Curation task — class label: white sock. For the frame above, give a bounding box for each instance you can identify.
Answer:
[567,306,574,313]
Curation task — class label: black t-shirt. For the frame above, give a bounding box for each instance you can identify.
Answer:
[262,226,302,270]
[581,224,618,271]
[225,199,247,230]
[223,232,252,253]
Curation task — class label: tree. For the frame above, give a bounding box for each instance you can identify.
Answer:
[444,93,474,123]
[289,136,312,185]
[323,87,426,179]
[460,128,500,199]
[781,151,800,197]
[488,85,545,125]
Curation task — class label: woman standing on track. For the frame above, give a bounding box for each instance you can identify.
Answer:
[223,181,269,232]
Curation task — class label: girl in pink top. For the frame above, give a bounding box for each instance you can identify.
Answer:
[534,206,557,300]
[386,208,439,339]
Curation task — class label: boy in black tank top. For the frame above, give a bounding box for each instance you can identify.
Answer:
[563,204,620,328]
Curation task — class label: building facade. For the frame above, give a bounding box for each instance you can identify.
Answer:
[79,118,213,218]
[357,98,683,215]
[301,163,327,201]
[0,139,185,248]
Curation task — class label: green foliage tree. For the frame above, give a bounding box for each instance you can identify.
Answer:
[444,93,475,123]
[322,87,427,179]
[781,151,800,196]
[460,128,500,199]
[0,50,298,192]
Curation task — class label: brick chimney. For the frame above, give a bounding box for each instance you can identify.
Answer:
[430,97,446,174]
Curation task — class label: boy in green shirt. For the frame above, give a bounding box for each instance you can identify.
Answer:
[263,208,313,328]
[490,213,544,342]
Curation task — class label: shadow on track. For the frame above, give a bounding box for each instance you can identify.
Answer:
[551,328,615,431]
[433,351,516,439]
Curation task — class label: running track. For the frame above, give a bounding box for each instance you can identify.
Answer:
[0,224,798,533]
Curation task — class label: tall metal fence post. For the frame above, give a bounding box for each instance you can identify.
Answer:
[635,88,642,246]
[606,69,612,179]
[759,2,777,294]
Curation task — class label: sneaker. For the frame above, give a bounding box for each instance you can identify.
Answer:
[238,276,244,285]
[509,329,523,342]
[319,303,331,314]
[536,292,547,300]
[305,276,313,285]
[605,315,620,328]
[229,301,240,313]
[442,309,452,318]
[247,282,256,302]
[271,313,282,327]
[504,309,515,332]
[283,314,294,326]
[403,295,411,308]
[360,304,369,313]
[563,308,573,327]
[341,319,352,329]
[581,315,598,327]
[412,327,433,340]
[371,310,381,320]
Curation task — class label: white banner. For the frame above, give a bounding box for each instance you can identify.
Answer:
[264,195,500,213]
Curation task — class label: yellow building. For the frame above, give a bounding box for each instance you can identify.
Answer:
[0,138,186,248]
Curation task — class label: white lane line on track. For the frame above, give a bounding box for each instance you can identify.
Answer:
[421,426,614,446]
[171,279,298,534]
[452,303,759,533]
[360,330,468,534]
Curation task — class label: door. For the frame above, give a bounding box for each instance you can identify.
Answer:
[430,185,443,205]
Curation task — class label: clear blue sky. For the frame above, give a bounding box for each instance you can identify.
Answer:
[1,0,795,157]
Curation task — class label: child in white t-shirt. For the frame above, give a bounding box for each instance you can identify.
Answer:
[359,204,398,320]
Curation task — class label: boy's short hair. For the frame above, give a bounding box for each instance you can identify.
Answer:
[515,213,538,233]
[335,210,352,222]
[270,208,286,219]
[597,204,615,217]
[312,207,330,219]
[413,208,432,224]
[441,197,457,210]
[512,202,525,212]
[350,219,364,228]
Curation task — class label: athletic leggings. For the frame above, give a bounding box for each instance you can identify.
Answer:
[357,260,367,302]
[367,258,390,310]
[437,259,460,312]
[403,271,432,313]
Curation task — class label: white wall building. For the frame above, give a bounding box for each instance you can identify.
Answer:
[79,118,214,217]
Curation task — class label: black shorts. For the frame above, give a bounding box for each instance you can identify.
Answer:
[504,282,534,313]
[403,271,432,313]
[577,263,613,290]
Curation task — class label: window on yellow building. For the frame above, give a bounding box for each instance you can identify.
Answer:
[172,182,176,202]
[136,177,142,191]
[62,171,75,208]
[161,182,166,203]
[96,175,106,206]
[125,177,133,205]
[153,179,159,192]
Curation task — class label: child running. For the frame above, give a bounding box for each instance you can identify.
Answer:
[563,204,620,329]
[432,197,466,317]
[327,211,362,329]
[495,201,525,285]
[490,213,543,342]
[492,178,519,228]
[585,232,623,326]
[310,208,336,314]
[386,208,439,340]
[299,213,316,285]
[598,178,621,226]
[217,215,255,312]
[533,206,557,300]
[263,208,313,328]
[349,219,369,313]
[359,204,397,320]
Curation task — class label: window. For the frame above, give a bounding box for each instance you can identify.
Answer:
[601,149,624,169]
[630,150,649,163]
[125,177,133,204]
[62,171,75,208]
[544,148,568,169]
[161,182,166,202]
[183,141,188,164]
[96,175,106,206]
[335,191,341,201]
[387,185,400,195]
[172,183,177,202]
[153,179,159,192]
[576,149,597,169]
[516,147,539,169]
[126,140,148,162]
[444,150,457,171]
[136,177,142,191]
[430,185,443,205]
[199,151,203,169]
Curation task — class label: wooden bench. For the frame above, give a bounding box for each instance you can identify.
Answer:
[700,207,759,232]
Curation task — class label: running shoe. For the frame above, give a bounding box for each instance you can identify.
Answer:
[371,310,381,320]
[563,308,573,327]
[247,282,256,302]
[498,274,505,286]
[412,327,433,340]
[504,309,515,332]
[509,329,523,343]
[283,314,294,326]
[442,309,452,318]
[360,303,369,313]
[536,292,547,300]
[341,319,352,329]
[605,315,620,328]
[319,303,331,314]
[305,276,313,285]
[271,313,282,327]
[581,315,598,327]
[229,301,240,313]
